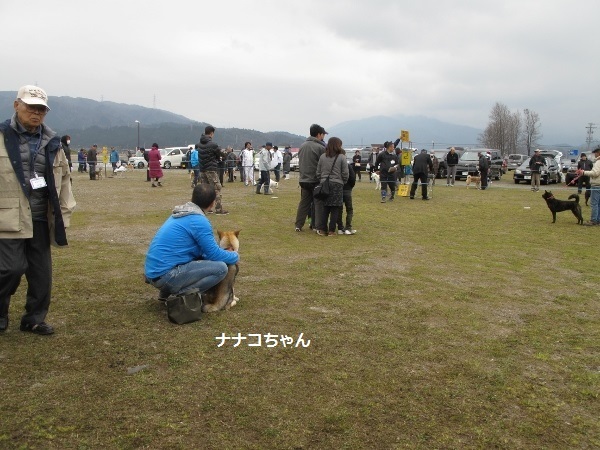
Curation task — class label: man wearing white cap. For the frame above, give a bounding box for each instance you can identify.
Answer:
[0,85,76,335]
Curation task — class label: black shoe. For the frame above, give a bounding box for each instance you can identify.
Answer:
[0,316,7,332]
[20,322,54,335]
[422,197,430,200]
[409,197,414,199]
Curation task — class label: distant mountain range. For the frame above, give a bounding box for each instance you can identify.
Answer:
[0,92,583,150]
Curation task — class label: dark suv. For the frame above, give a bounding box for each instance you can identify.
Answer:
[455,149,503,181]
[429,148,466,178]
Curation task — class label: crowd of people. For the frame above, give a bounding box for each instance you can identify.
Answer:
[3,83,600,336]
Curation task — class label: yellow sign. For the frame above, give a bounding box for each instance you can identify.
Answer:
[400,130,410,142]
[102,147,109,164]
[401,150,411,165]
[398,185,409,197]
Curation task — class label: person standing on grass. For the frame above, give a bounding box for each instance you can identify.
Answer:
[352,150,362,181]
[478,151,490,190]
[445,147,459,186]
[198,125,228,215]
[256,142,273,195]
[241,141,254,186]
[336,149,357,235]
[272,145,283,182]
[110,147,119,173]
[77,147,86,172]
[282,147,292,180]
[576,153,593,205]
[529,149,545,192]
[148,143,164,187]
[579,146,600,226]
[316,137,349,236]
[190,144,200,188]
[0,85,76,335]
[409,149,434,200]
[87,144,98,180]
[376,140,401,203]
[226,147,237,182]
[294,124,327,232]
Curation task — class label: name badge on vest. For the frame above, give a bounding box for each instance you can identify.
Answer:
[31,174,47,189]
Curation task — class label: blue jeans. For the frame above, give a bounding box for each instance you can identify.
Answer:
[150,260,228,297]
[590,186,600,223]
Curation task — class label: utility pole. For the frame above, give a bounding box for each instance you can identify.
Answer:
[585,123,596,151]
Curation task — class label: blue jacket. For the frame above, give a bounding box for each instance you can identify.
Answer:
[145,202,238,279]
[190,149,199,168]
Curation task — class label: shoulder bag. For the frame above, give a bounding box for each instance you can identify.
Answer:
[313,154,340,200]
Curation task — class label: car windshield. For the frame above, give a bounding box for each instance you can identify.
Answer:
[509,155,523,161]
[459,151,481,162]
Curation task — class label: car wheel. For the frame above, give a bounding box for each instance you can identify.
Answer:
[137,161,144,169]
[164,161,171,169]
[541,176,548,185]
[514,179,519,184]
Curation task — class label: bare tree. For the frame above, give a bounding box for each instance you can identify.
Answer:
[521,109,542,156]
[479,102,520,156]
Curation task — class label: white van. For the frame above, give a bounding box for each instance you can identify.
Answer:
[162,146,193,169]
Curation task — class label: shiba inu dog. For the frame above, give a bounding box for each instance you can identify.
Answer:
[201,230,241,312]
[542,191,583,225]
[465,174,481,189]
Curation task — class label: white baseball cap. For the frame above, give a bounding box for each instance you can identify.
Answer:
[16,85,50,110]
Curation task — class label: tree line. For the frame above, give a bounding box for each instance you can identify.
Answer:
[478,102,542,156]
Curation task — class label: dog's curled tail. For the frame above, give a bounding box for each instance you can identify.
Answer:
[568,194,580,203]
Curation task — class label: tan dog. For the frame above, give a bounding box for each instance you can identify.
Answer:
[465,174,481,189]
[94,168,103,180]
[201,230,240,312]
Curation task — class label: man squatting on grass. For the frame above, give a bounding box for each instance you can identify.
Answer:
[145,184,239,299]
[0,85,76,335]
[578,146,600,226]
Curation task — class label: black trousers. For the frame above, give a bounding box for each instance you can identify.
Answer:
[480,168,489,189]
[410,172,429,198]
[295,182,319,229]
[0,221,52,326]
[336,190,354,231]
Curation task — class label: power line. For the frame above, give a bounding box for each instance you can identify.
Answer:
[585,122,597,151]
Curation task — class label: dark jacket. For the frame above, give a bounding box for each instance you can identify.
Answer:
[198,134,223,172]
[529,154,545,172]
[478,155,490,171]
[343,163,356,191]
[446,151,459,166]
[412,152,434,175]
[375,150,400,174]
[578,159,593,171]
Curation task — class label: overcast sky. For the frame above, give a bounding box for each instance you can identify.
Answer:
[2,0,598,144]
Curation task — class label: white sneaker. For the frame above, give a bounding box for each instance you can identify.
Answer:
[345,229,356,235]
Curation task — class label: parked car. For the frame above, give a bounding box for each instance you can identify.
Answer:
[128,149,166,168]
[506,154,528,171]
[564,158,580,185]
[290,154,299,171]
[161,146,193,169]
[428,148,466,178]
[455,149,503,181]
[513,156,561,185]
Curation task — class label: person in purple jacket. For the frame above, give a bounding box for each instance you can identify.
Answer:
[145,184,239,299]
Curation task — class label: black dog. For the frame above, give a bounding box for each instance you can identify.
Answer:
[542,190,583,224]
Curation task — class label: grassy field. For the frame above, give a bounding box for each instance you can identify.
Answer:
[1,167,598,449]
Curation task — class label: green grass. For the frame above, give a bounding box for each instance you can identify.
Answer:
[1,169,598,449]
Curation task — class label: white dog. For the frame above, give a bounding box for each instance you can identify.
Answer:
[267,179,279,194]
[372,172,381,190]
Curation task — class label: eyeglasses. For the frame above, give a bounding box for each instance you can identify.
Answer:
[18,100,49,115]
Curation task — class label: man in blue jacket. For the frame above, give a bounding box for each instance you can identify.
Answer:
[145,184,239,300]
